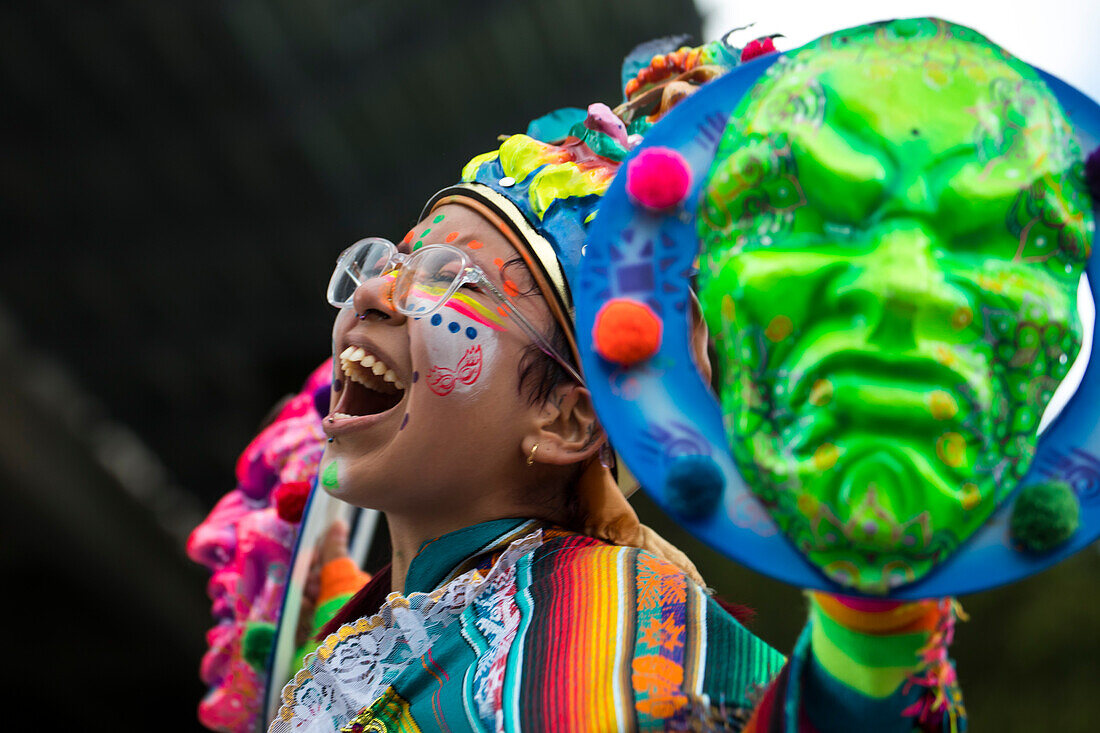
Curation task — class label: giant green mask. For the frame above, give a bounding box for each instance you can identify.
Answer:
[696,19,1093,592]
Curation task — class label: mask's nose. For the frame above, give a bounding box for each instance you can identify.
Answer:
[868,222,939,297]
[841,221,968,351]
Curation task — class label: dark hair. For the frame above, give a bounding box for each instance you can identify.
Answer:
[498,254,578,405]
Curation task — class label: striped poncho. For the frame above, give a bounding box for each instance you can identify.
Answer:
[270,518,785,731]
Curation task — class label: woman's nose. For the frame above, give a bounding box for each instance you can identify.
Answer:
[351,274,407,324]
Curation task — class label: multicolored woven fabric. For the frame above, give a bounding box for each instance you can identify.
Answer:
[270,519,785,732]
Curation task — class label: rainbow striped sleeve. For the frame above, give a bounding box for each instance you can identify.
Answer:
[500,534,784,730]
[507,535,636,730]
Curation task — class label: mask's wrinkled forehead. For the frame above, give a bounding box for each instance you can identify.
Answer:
[761,22,1069,153]
[711,24,1081,221]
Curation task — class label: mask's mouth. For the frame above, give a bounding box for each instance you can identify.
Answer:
[334,346,406,418]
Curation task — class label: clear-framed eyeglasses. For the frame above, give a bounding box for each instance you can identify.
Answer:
[328,237,584,385]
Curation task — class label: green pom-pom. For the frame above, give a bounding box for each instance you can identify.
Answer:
[1010,480,1080,553]
[241,621,276,672]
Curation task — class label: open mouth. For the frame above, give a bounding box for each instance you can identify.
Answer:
[334,346,406,418]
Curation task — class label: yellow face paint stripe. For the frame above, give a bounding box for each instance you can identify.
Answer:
[445,291,508,330]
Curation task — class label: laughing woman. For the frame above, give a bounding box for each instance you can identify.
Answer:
[263,38,965,733]
[281,148,785,732]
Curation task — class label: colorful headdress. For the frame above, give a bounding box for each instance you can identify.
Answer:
[427,33,751,366]
[574,17,1100,598]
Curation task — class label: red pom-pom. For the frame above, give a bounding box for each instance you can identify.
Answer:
[273,480,311,523]
[592,298,663,365]
[741,37,777,63]
[626,147,691,210]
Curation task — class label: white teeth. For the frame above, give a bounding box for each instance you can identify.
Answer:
[336,346,406,393]
[333,412,353,419]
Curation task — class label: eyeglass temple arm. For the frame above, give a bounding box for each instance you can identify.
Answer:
[344,268,361,289]
[476,274,586,385]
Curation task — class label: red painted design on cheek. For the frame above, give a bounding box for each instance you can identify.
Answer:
[456,345,482,383]
[503,280,520,297]
[468,239,484,250]
[425,345,483,396]
[402,230,415,244]
[445,231,459,243]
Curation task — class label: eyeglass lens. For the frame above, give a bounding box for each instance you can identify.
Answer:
[329,239,394,307]
[392,247,468,316]
[330,239,583,383]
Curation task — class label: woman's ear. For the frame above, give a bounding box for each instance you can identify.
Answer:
[523,383,604,466]
[690,292,713,384]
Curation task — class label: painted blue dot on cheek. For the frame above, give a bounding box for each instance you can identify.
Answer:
[448,322,460,333]
[412,371,419,383]
[465,327,477,340]
[430,314,442,326]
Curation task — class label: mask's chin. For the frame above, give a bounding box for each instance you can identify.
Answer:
[749,438,983,593]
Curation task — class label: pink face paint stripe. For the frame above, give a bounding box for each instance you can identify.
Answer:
[444,300,507,331]
[450,291,507,324]
[444,295,507,331]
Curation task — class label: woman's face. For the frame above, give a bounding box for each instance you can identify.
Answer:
[321,203,555,515]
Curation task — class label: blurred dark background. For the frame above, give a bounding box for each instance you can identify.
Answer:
[0,1,1096,730]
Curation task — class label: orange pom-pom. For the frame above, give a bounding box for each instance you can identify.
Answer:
[592,298,663,365]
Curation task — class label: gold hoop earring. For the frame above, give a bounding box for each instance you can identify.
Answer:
[526,442,539,466]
